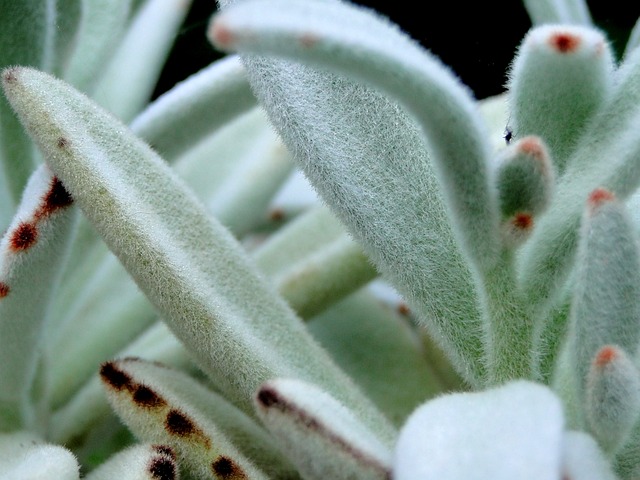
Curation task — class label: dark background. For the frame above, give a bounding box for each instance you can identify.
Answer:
[153,0,640,102]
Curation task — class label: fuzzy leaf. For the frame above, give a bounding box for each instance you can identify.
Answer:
[211,0,487,386]
[130,55,256,163]
[100,358,297,479]
[2,66,395,440]
[63,0,132,92]
[85,443,179,480]
[585,345,640,454]
[522,0,593,25]
[507,24,613,170]
[561,431,618,480]
[0,431,80,479]
[393,380,565,480]
[254,378,392,480]
[92,0,193,122]
[0,164,77,430]
[565,189,640,414]
[253,205,377,318]
[308,287,442,425]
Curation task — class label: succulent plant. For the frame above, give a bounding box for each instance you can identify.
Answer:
[1,0,640,478]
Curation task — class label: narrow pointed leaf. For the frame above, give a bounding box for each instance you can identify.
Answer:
[2,66,395,439]
[0,163,77,430]
[92,0,193,122]
[255,378,393,480]
[100,358,298,479]
[210,0,499,271]
[130,55,257,162]
[211,0,486,386]
[85,443,179,480]
[393,380,565,480]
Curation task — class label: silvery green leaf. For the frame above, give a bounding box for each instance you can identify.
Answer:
[255,378,392,480]
[131,55,257,163]
[92,0,193,122]
[0,163,77,431]
[211,0,487,386]
[2,66,395,440]
[393,380,565,480]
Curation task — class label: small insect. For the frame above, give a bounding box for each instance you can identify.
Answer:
[504,127,513,145]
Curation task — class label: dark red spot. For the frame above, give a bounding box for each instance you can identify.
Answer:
[300,33,318,47]
[595,345,619,368]
[549,32,580,53]
[0,283,9,298]
[57,137,68,149]
[512,213,533,230]
[99,362,133,391]
[37,177,73,218]
[269,208,285,222]
[588,188,615,207]
[9,222,38,251]
[133,385,165,408]
[148,455,176,480]
[256,387,280,408]
[165,410,196,436]
[152,445,175,459]
[212,456,246,479]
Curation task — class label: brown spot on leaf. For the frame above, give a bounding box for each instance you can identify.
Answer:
[269,208,285,222]
[9,222,38,251]
[549,32,581,53]
[133,385,166,408]
[397,302,411,316]
[594,345,619,368]
[38,177,73,218]
[57,137,68,149]
[588,188,615,207]
[0,283,9,298]
[512,213,533,230]
[148,455,177,480]
[211,456,247,479]
[256,386,280,408]
[300,33,318,47]
[99,362,133,391]
[165,410,194,435]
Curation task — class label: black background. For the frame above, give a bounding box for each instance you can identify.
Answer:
[152,0,640,102]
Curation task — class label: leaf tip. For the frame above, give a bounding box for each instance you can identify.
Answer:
[208,17,236,50]
[148,453,178,480]
[548,32,582,53]
[256,385,280,408]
